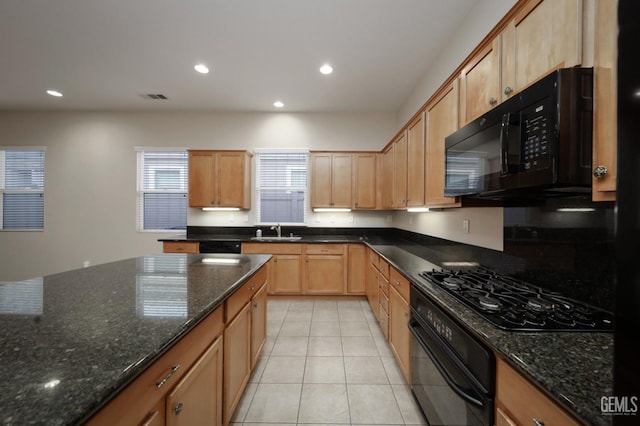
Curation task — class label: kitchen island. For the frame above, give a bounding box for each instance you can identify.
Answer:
[0,253,270,425]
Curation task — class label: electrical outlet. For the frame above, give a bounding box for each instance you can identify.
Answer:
[386,215,393,223]
[463,219,470,234]
[409,216,413,225]
[330,216,336,223]
[348,215,354,223]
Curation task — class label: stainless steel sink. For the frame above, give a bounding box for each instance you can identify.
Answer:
[250,236,302,241]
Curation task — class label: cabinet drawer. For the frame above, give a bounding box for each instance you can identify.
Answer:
[226,266,268,323]
[369,249,380,267]
[241,242,303,255]
[305,244,345,255]
[163,241,199,254]
[379,275,389,297]
[378,259,390,279]
[88,307,223,426]
[379,291,389,316]
[390,268,410,302]
[496,357,580,426]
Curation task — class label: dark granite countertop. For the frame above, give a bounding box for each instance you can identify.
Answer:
[1,253,270,426]
[369,242,612,426]
[159,233,363,243]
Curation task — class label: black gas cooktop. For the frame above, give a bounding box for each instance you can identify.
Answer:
[418,267,614,331]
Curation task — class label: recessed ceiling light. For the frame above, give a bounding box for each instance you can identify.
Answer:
[319,64,333,75]
[46,90,63,97]
[273,101,284,108]
[194,64,209,74]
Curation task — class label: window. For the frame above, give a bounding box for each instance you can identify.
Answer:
[255,149,308,225]
[136,149,188,231]
[0,148,46,231]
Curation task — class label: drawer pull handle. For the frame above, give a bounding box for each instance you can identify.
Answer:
[156,364,180,388]
[532,419,545,426]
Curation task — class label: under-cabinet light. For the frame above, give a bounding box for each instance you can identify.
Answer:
[202,258,241,265]
[407,207,430,213]
[556,208,596,212]
[202,207,240,211]
[313,208,351,212]
[442,261,480,268]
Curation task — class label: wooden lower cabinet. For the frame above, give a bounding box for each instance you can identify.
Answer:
[347,244,366,294]
[242,243,355,296]
[87,308,225,426]
[388,285,411,384]
[163,241,199,254]
[496,357,580,426]
[224,303,251,425]
[304,244,347,295]
[250,283,267,368]
[166,335,223,426]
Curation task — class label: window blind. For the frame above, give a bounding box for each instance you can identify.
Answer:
[0,148,46,231]
[255,149,308,225]
[136,149,188,231]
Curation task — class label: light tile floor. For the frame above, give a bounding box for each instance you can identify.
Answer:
[230,298,427,426]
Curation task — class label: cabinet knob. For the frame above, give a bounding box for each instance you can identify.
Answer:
[174,402,184,416]
[489,97,497,105]
[504,86,513,95]
[593,165,608,178]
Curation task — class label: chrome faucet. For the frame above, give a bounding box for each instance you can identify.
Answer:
[270,223,282,238]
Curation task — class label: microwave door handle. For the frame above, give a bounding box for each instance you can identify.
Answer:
[500,113,511,175]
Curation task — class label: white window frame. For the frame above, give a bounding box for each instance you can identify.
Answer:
[0,147,46,231]
[254,148,309,226]
[135,147,188,232]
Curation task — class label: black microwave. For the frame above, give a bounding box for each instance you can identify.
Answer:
[444,67,593,199]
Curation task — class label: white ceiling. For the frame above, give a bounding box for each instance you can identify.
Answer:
[0,0,481,113]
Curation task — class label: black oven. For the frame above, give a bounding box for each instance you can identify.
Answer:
[444,67,593,199]
[410,284,495,426]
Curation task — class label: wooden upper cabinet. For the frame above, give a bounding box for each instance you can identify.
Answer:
[501,0,583,98]
[392,133,408,208]
[592,0,617,201]
[382,147,394,209]
[310,152,352,208]
[188,150,251,209]
[406,112,426,207]
[459,37,501,126]
[352,153,378,209]
[425,80,461,207]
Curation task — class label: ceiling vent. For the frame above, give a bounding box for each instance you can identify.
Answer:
[140,94,169,100]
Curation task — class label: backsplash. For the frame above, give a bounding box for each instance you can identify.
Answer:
[501,197,616,312]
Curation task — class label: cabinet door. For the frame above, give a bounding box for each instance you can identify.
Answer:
[367,262,380,322]
[392,133,408,208]
[188,151,216,207]
[460,37,501,125]
[332,153,353,208]
[271,255,303,294]
[166,335,223,426]
[353,153,378,209]
[406,113,425,207]
[250,283,267,368]
[592,0,617,201]
[382,148,394,209]
[223,303,251,425]
[425,80,461,207]
[310,153,333,207]
[347,244,366,294]
[217,151,250,208]
[305,255,346,294]
[502,0,583,97]
[389,288,411,384]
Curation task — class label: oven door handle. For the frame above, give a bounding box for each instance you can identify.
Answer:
[409,319,484,409]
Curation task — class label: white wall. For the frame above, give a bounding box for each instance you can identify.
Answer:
[0,111,395,281]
